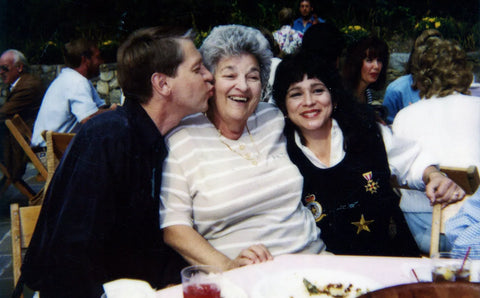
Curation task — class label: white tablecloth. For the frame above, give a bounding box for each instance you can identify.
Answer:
[155,254,462,297]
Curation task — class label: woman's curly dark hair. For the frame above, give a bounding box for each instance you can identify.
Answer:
[272,52,381,152]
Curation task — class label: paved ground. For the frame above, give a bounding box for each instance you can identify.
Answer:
[0,164,43,297]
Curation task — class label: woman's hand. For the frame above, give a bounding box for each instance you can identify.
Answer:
[424,169,466,207]
[164,226,273,271]
[228,244,273,269]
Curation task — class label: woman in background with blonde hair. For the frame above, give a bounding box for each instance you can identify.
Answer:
[393,38,480,253]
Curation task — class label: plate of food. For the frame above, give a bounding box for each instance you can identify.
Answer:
[251,269,385,298]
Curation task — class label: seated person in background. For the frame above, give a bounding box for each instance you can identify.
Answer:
[272,52,464,256]
[31,38,115,149]
[382,29,443,124]
[160,25,326,271]
[273,7,303,56]
[0,49,44,185]
[393,38,480,253]
[299,22,345,70]
[20,26,214,297]
[446,190,480,259]
[293,0,325,34]
[342,36,389,105]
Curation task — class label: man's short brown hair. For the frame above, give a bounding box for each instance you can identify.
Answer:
[117,26,193,104]
[63,39,97,68]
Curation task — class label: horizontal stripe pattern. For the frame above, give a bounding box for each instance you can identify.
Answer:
[160,103,324,258]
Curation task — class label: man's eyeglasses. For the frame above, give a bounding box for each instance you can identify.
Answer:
[0,65,9,72]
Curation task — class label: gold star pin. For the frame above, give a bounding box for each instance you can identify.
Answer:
[351,214,374,234]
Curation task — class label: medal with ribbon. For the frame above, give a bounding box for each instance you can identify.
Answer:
[363,171,379,194]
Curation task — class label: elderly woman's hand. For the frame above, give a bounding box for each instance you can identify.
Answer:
[425,170,466,207]
[228,244,273,269]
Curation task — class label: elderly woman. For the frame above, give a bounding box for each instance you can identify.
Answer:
[393,38,480,253]
[342,36,389,105]
[272,52,464,256]
[160,25,325,271]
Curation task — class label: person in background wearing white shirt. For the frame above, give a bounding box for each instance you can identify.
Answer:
[31,38,116,150]
[393,38,480,253]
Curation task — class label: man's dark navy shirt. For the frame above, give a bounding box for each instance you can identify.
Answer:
[22,98,186,297]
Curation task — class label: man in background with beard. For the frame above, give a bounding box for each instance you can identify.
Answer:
[31,39,115,152]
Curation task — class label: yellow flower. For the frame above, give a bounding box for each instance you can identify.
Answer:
[415,23,419,29]
[102,40,113,46]
[354,25,362,31]
[426,24,430,29]
[435,22,441,28]
[429,17,435,22]
[47,41,56,46]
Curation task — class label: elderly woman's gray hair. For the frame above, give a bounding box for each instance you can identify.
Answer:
[200,25,273,89]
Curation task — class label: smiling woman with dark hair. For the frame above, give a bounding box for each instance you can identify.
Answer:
[273,51,464,256]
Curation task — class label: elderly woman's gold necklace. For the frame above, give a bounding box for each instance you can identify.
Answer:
[218,125,260,165]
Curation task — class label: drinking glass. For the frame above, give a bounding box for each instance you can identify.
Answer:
[181,265,222,298]
[431,252,471,282]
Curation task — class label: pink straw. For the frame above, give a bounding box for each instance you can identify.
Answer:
[411,268,420,282]
[459,247,472,273]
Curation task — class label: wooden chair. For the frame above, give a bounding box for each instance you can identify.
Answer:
[429,166,480,256]
[5,114,48,180]
[5,114,47,204]
[10,203,42,298]
[42,131,75,195]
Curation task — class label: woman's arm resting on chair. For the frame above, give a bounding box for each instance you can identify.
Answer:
[423,165,466,207]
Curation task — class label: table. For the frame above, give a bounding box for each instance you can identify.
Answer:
[156,254,471,297]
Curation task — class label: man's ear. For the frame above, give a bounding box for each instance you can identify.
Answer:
[151,72,171,96]
[16,63,24,74]
[80,55,90,67]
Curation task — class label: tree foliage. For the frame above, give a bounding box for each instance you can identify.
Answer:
[1,0,478,64]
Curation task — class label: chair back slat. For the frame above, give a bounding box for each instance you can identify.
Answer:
[43,131,75,196]
[429,166,480,256]
[10,203,42,295]
[5,114,48,180]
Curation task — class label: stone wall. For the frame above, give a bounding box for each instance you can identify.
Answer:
[0,63,122,106]
[1,52,479,106]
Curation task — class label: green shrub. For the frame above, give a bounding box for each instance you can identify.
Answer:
[99,40,119,64]
[341,25,370,47]
[38,41,63,65]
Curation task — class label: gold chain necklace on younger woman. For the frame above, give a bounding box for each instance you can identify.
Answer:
[217,125,260,165]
